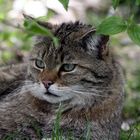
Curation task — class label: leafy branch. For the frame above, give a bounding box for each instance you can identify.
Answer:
[22,0,140,46]
[97,0,140,46]
[23,14,59,47]
[58,0,69,10]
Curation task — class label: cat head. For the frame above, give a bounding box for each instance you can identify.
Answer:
[26,17,113,110]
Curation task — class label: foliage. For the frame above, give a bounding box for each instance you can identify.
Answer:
[22,0,140,46]
[23,14,59,47]
[120,123,140,140]
[112,0,120,9]
[59,0,69,10]
[96,16,127,35]
[127,23,140,46]
[96,0,140,46]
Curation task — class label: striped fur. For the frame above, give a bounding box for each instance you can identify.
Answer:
[0,21,124,140]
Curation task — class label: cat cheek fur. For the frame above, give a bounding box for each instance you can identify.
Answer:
[22,82,47,99]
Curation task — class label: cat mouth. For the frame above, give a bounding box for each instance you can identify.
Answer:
[45,91,61,97]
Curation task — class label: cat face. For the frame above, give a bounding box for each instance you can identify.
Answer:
[26,20,113,109]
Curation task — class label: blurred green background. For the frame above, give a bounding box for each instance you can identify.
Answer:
[0,0,140,139]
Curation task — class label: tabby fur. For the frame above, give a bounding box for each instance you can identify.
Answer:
[0,18,124,140]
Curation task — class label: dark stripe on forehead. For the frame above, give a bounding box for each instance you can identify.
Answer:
[54,21,88,44]
[42,48,47,59]
[60,51,74,62]
[60,52,64,62]
[55,21,81,35]
[34,41,48,58]
[53,46,63,63]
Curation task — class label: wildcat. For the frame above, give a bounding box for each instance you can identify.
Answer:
[0,16,124,140]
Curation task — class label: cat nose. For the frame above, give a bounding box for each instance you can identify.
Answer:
[42,80,53,89]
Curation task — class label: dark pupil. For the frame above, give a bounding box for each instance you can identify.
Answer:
[35,59,45,69]
[63,64,75,71]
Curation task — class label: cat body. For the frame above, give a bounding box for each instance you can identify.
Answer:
[0,19,124,140]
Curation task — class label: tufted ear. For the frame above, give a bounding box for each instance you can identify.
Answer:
[80,29,109,60]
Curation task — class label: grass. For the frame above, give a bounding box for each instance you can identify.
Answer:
[120,123,140,140]
[2,123,140,140]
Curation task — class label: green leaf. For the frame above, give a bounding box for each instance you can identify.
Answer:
[37,9,55,21]
[59,0,69,10]
[96,16,127,35]
[112,0,120,9]
[23,16,59,48]
[24,18,53,37]
[136,0,140,6]
[46,9,55,20]
[52,37,59,48]
[127,24,140,46]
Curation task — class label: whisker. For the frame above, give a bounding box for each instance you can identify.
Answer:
[71,90,108,97]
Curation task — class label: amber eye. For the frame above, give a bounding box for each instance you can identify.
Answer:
[61,64,76,72]
[35,59,45,69]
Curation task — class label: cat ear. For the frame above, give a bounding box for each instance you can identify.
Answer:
[81,29,109,60]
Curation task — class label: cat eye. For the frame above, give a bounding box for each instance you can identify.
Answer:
[61,64,76,72]
[35,59,45,69]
